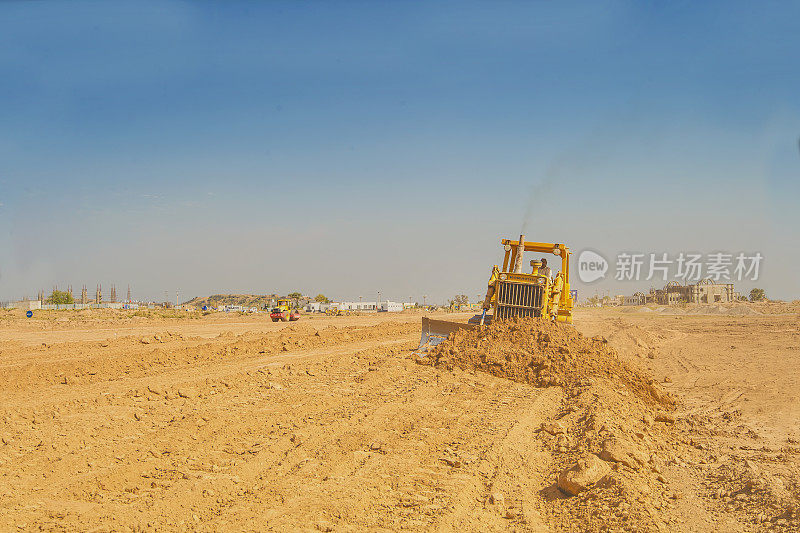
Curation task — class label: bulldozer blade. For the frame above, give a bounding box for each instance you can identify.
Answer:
[417,317,478,353]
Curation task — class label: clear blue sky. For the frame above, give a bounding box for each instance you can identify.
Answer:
[1,1,798,303]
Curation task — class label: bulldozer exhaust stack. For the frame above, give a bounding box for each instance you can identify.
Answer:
[512,234,526,273]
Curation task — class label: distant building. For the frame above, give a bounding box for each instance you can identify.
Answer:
[380,301,404,312]
[623,279,737,306]
[304,302,323,312]
[15,300,41,311]
[338,301,377,311]
[659,279,735,304]
[622,292,646,306]
[305,300,413,313]
[688,279,735,303]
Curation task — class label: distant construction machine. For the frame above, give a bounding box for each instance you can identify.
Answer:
[270,298,300,322]
[418,235,574,352]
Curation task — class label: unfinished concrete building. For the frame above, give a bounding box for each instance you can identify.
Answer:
[622,292,646,306]
[623,279,737,306]
[656,281,692,305]
[689,279,736,303]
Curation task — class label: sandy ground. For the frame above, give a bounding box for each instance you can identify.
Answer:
[0,305,798,531]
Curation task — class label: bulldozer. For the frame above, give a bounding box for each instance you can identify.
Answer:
[417,235,574,352]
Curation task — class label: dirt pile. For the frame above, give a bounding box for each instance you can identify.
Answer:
[418,318,688,531]
[420,317,674,407]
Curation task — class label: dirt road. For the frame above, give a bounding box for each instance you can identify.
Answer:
[0,306,798,531]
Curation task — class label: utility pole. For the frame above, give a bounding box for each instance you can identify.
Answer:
[377,291,381,311]
[423,295,427,309]
[176,290,179,309]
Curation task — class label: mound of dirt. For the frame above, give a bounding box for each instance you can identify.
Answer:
[417,318,688,530]
[420,317,675,408]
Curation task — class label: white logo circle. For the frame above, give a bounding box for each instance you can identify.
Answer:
[577,250,608,283]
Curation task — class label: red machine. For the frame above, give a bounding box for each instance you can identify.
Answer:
[270,307,300,322]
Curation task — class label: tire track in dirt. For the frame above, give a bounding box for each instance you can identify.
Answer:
[436,386,562,531]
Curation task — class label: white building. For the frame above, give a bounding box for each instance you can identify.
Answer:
[380,301,404,312]
[303,300,411,313]
[338,301,377,311]
[304,302,323,312]
[16,300,41,311]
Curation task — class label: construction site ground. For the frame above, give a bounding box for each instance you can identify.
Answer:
[1,304,798,531]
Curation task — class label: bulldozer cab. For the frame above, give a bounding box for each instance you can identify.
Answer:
[490,237,573,323]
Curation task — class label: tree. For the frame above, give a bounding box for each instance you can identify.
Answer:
[46,290,74,305]
[449,294,469,308]
[749,288,766,302]
[287,292,302,308]
[314,294,329,303]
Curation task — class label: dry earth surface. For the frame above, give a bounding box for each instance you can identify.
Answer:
[0,303,798,531]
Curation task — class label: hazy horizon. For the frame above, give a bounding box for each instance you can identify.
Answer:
[2,1,798,304]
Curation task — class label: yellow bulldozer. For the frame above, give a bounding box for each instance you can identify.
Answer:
[418,235,574,352]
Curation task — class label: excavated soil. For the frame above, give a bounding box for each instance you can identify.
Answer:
[418,318,683,531]
[420,317,675,407]
[1,306,799,531]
